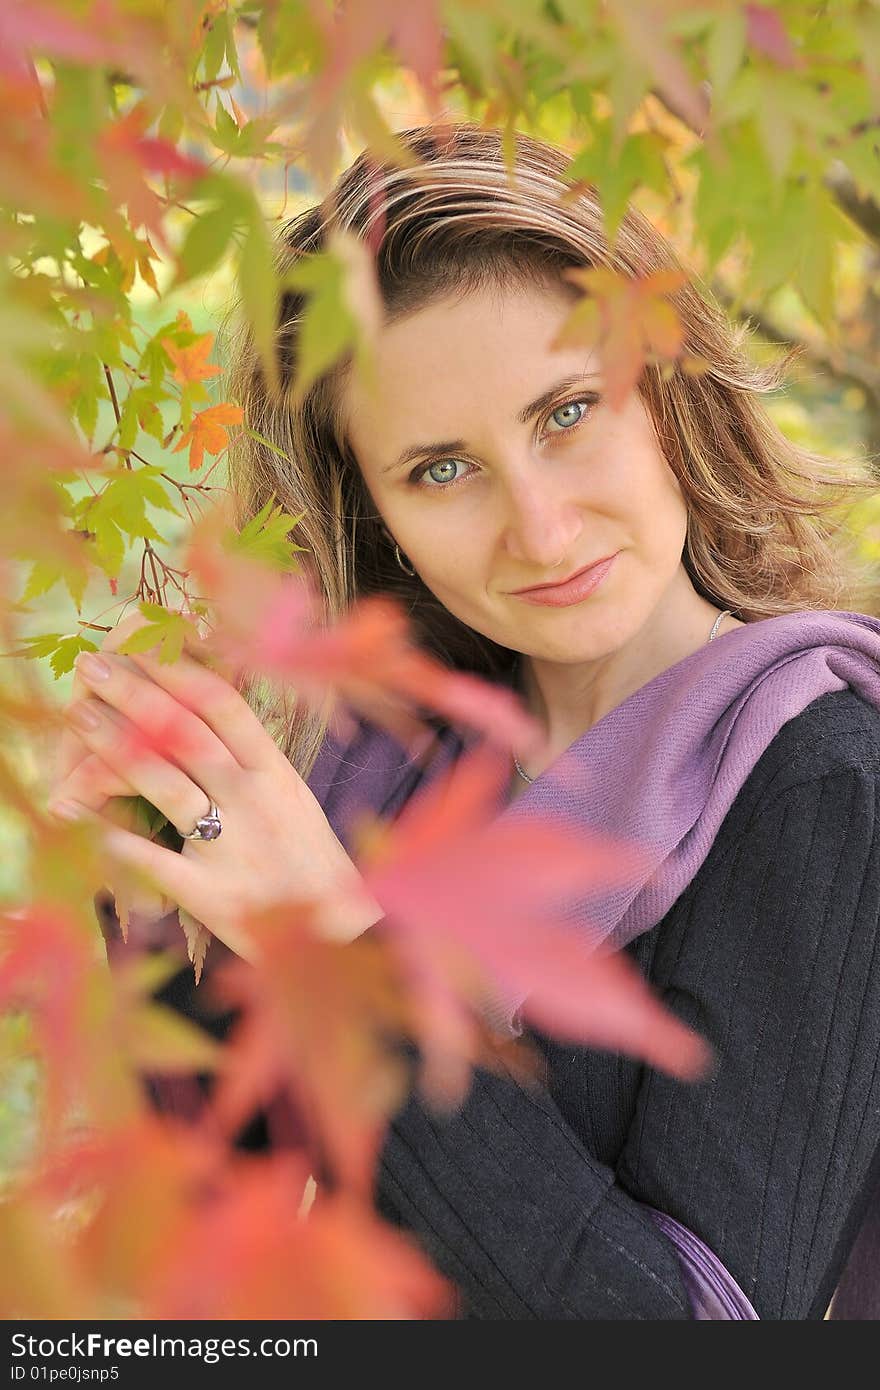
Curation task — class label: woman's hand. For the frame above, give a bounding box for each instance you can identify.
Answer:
[49,613,182,924]
[47,617,385,959]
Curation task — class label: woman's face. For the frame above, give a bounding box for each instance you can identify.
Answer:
[340,280,691,667]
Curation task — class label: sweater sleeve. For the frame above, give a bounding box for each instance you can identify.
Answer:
[372,768,880,1320]
[374,1053,693,1319]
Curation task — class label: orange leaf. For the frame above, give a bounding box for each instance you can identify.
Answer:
[172,403,244,471]
[149,1153,453,1319]
[556,267,688,409]
[161,332,223,386]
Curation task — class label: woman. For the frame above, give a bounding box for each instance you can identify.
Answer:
[55,123,880,1319]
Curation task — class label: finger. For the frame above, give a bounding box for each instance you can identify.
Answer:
[48,750,137,816]
[90,812,259,964]
[61,698,218,840]
[71,654,242,805]
[54,612,178,788]
[48,783,174,922]
[107,641,281,775]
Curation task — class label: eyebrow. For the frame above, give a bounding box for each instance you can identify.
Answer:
[380,372,601,475]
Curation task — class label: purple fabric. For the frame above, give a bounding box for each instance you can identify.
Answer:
[644,1207,760,1319]
[306,608,880,1319]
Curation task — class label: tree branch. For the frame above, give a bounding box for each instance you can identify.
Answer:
[711,280,880,403]
[823,162,880,245]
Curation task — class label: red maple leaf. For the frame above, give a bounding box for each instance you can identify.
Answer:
[203,903,418,1197]
[149,1151,453,1319]
[310,0,445,116]
[31,1116,222,1308]
[353,741,712,1081]
[0,902,94,1145]
[180,504,548,758]
[134,136,207,183]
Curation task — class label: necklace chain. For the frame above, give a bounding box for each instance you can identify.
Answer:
[511,609,735,785]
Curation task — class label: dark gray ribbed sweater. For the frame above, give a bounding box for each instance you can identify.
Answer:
[104,687,880,1320]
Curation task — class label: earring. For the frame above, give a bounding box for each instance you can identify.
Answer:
[394,542,416,577]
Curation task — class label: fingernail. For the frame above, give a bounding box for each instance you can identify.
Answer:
[77,654,112,682]
[67,701,101,731]
[48,800,83,821]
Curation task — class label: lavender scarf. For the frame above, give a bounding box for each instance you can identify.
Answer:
[308,608,880,1319]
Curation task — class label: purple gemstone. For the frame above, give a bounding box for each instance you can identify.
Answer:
[196,816,222,840]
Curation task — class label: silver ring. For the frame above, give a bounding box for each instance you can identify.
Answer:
[181,800,222,841]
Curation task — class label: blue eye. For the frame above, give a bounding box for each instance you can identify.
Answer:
[418,458,465,488]
[546,400,589,432]
[408,395,598,491]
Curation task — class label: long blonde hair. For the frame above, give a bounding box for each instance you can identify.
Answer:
[220,121,878,779]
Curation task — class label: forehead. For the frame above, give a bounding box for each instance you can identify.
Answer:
[340,279,593,445]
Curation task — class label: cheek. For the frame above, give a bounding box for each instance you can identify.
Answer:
[612,440,686,524]
[386,496,483,572]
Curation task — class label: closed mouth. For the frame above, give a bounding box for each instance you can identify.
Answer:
[510,553,618,595]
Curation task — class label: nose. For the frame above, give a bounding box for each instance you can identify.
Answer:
[500,462,585,571]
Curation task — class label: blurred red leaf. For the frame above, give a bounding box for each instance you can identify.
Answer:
[0,0,132,74]
[310,0,445,116]
[0,902,93,1146]
[183,507,546,757]
[606,0,710,134]
[150,1153,454,1319]
[97,105,168,247]
[204,902,417,1196]
[745,4,799,67]
[353,741,712,1081]
[135,135,207,183]
[31,1115,222,1309]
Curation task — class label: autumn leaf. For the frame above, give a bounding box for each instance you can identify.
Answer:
[745,4,799,68]
[0,1,134,73]
[172,403,244,471]
[181,504,546,757]
[605,0,710,136]
[177,905,212,985]
[258,590,543,753]
[204,903,417,1196]
[96,105,168,250]
[29,1117,227,1311]
[134,136,207,183]
[134,236,160,295]
[310,0,446,120]
[0,1180,87,1318]
[160,332,223,387]
[0,902,94,1146]
[10,1047,361,1313]
[149,1151,453,1319]
[353,741,712,1082]
[241,578,544,756]
[554,266,688,410]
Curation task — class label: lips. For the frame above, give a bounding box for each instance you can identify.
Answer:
[510,551,619,608]
[511,553,618,595]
